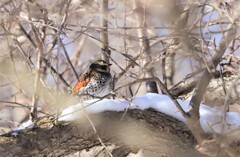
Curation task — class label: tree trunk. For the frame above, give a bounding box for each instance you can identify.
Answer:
[0,109,205,157]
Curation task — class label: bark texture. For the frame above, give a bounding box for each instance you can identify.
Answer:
[0,109,205,157]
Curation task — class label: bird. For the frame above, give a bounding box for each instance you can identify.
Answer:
[72,60,113,98]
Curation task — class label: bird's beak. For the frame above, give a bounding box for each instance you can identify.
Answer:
[108,63,112,66]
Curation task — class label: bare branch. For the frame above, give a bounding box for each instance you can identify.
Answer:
[100,0,110,63]
[30,27,44,121]
[132,0,158,93]
[187,23,237,143]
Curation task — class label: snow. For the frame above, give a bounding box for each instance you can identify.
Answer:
[12,119,34,132]
[59,93,240,134]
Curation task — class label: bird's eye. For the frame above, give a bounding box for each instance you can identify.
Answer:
[101,65,108,70]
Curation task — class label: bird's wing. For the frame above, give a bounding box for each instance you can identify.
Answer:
[72,69,93,93]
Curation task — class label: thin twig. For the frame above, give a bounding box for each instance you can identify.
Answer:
[100,0,110,63]
[43,58,71,88]
[29,24,45,121]
[60,39,79,80]
[114,77,187,117]
[132,0,158,93]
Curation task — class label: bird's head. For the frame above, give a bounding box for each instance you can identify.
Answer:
[90,60,112,71]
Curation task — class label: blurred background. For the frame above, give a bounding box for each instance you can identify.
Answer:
[0,0,239,138]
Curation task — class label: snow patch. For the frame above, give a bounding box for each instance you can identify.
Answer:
[59,93,240,134]
[12,119,34,132]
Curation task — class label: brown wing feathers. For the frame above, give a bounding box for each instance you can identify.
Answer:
[72,69,94,93]
[72,76,90,93]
